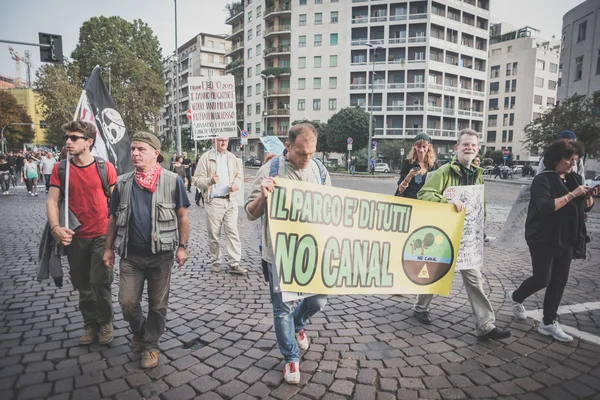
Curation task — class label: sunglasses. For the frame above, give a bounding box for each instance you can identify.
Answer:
[63,134,88,142]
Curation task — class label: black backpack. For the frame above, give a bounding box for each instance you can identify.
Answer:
[58,156,111,201]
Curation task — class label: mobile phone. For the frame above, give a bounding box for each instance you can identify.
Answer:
[411,166,421,171]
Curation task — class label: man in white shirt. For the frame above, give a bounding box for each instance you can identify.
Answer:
[40,151,57,193]
[193,137,246,274]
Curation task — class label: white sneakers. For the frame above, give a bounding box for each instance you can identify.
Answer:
[284,362,300,384]
[295,329,309,351]
[538,321,573,342]
[506,290,527,320]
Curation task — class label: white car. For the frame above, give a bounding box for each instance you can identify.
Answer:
[374,163,390,173]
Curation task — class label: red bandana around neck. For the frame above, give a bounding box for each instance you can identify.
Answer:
[134,163,162,193]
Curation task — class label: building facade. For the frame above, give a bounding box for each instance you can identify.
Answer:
[485,26,560,162]
[226,0,490,157]
[159,33,230,146]
[1,88,46,145]
[558,0,600,100]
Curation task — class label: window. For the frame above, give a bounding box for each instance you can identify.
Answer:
[314,56,322,68]
[256,24,262,36]
[503,113,509,126]
[509,113,514,126]
[315,0,322,3]
[298,99,305,110]
[550,63,558,73]
[248,29,252,40]
[505,80,510,92]
[488,98,499,110]
[535,77,544,88]
[329,77,337,88]
[330,33,338,45]
[506,63,511,76]
[575,56,584,81]
[247,67,252,78]
[536,59,545,70]
[578,20,587,42]
[534,95,543,105]
[313,99,321,110]
[247,104,252,115]
[247,86,252,97]
[502,130,507,142]
[299,14,307,26]
[512,62,518,75]
[331,11,338,23]
[487,131,496,143]
[299,57,306,68]
[314,34,322,46]
[491,49,501,56]
[504,98,510,109]
[329,98,337,110]
[313,77,321,89]
[255,83,261,95]
[329,55,338,67]
[547,97,555,106]
[256,63,262,74]
[548,80,557,90]
[489,81,499,94]
[257,5,262,17]
[508,130,513,142]
[247,48,252,59]
[315,13,322,24]
[487,115,497,127]
[256,44,262,55]
[248,11,252,22]
[507,46,512,53]
[491,65,500,78]
[298,78,306,89]
[255,122,261,134]
[300,0,307,4]
[510,96,516,109]
[511,79,517,92]
[247,123,252,134]
[299,35,306,47]
[255,103,261,114]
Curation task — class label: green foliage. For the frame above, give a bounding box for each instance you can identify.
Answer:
[71,16,164,135]
[485,149,513,166]
[323,107,370,154]
[34,62,81,145]
[226,59,243,71]
[225,1,243,19]
[379,140,411,169]
[523,94,600,161]
[260,67,291,77]
[0,92,34,149]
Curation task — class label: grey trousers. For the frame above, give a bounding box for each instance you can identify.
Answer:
[205,197,242,266]
[119,252,173,352]
[414,268,496,336]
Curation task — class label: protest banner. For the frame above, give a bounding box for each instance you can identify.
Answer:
[267,179,464,295]
[189,76,237,140]
[260,136,286,155]
[443,185,485,270]
[497,185,530,248]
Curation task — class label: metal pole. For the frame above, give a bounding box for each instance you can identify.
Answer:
[174,0,181,155]
[1,126,6,154]
[367,49,375,164]
[265,76,269,135]
[108,66,111,95]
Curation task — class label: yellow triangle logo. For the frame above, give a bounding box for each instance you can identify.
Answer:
[418,264,430,279]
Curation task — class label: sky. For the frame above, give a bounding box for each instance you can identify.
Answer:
[0,0,586,83]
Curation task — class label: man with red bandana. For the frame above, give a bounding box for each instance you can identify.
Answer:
[104,132,190,369]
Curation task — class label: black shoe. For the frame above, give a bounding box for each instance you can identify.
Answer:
[479,327,511,341]
[413,310,433,325]
[196,201,200,206]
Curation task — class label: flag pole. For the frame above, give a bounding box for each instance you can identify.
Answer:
[65,90,86,229]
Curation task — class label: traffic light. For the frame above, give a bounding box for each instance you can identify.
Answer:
[39,33,63,63]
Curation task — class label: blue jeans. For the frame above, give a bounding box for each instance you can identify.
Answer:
[267,263,327,363]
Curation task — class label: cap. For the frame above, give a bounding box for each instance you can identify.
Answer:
[414,132,431,143]
[557,130,576,140]
[131,132,164,162]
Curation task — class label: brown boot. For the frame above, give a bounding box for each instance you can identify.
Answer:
[99,322,114,345]
[131,332,143,354]
[141,351,158,368]
[79,326,99,345]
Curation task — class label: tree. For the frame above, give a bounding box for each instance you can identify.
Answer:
[323,107,370,154]
[0,92,34,149]
[523,94,600,161]
[35,62,81,145]
[71,16,165,136]
[225,1,243,19]
[379,140,410,170]
[485,149,513,166]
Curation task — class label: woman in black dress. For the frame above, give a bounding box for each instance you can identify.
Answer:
[395,132,437,199]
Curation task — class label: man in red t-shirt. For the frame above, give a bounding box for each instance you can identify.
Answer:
[47,120,117,346]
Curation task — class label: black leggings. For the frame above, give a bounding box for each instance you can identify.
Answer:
[513,244,572,325]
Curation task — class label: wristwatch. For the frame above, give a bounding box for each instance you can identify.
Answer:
[178,243,188,250]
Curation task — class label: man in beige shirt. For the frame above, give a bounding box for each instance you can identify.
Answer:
[246,123,330,385]
[193,137,246,274]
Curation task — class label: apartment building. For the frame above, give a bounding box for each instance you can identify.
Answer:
[226,0,490,156]
[159,33,230,144]
[485,25,560,162]
[558,0,600,100]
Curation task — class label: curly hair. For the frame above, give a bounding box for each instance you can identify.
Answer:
[407,140,436,169]
[61,120,96,149]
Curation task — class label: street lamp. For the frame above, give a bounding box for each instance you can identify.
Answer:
[259,73,275,135]
[1,123,35,153]
[365,42,383,164]
[174,0,182,155]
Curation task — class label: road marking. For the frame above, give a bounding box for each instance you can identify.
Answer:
[526,301,600,345]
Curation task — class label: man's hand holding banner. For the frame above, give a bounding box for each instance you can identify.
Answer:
[267,178,465,296]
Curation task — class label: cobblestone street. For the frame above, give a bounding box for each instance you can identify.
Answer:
[1,175,600,400]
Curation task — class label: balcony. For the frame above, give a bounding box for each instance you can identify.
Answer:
[427,128,442,137]
[265,109,290,116]
[370,16,388,23]
[351,38,369,46]
[265,88,291,96]
[350,83,367,90]
[458,109,472,117]
[428,83,444,91]
[405,82,425,89]
[226,42,244,57]
[443,108,455,116]
[386,129,404,135]
[388,83,405,89]
[352,16,369,24]
[264,3,291,18]
[389,14,408,21]
[386,105,405,112]
[264,45,291,57]
[226,25,244,40]
[408,36,427,43]
[405,105,425,112]
[405,128,423,136]
[427,106,443,113]
[365,106,383,112]
[389,37,407,45]
[264,25,291,37]
[409,13,427,20]
[225,59,244,72]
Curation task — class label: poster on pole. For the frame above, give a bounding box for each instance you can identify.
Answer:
[189,76,237,140]
[442,185,485,270]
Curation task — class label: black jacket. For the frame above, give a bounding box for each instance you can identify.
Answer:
[525,170,592,259]
[394,159,437,199]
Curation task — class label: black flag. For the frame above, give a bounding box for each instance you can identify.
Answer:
[84,66,132,174]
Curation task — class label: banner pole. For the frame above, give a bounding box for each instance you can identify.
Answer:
[65,90,86,229]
